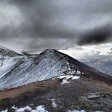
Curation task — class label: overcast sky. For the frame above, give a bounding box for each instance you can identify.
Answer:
[0,0,112,55]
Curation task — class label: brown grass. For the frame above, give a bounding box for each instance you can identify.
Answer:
[0,78,60,100]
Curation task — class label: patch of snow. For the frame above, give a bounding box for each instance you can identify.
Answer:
[11,105,48,112]
[1,109,8,112]
[58,74,80,85]
[61,78,69,84]
[72,76,80,80]
[15,106,32,112]
[58,75,80,80]
[51,99,57,108]
[35,105,48,112]
[77,70,81,74]
[12,105,18,110]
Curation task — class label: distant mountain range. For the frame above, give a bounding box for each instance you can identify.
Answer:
[82,58,112,76]
[0,46,111,90]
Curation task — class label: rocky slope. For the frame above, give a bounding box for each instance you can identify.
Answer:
[0,75,112,112]
[0,48,112,90]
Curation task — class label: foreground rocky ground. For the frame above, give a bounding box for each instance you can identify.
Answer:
[0,74,112,112]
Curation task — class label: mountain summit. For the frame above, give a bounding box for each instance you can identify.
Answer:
[0,49,111,89]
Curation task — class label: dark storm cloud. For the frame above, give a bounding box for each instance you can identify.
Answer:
[0,0,112,51]
[78,24,112,45]
[11,0,75,37]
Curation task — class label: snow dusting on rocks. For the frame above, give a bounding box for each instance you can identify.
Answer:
[10,105,48,112]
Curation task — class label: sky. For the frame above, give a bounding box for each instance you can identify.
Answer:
[0,0,112,59]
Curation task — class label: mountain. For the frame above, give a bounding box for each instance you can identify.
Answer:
[0,48,112,112]
[0,48,111,90]
[82,59,112,75]
[0,49,77,89]
[0,45,21,57]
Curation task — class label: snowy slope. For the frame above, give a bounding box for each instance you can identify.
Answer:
[0,49,79,89]
[0,57,22,79]
[0,46,22,79]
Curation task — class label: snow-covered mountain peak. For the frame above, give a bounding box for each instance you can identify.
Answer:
[0,45,21,57]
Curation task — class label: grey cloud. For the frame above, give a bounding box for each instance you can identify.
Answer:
[0,0,112,51]
[24,38,76,52]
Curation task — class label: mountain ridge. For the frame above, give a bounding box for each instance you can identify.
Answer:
[0,48,111,90]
